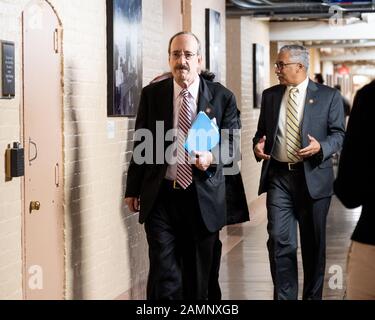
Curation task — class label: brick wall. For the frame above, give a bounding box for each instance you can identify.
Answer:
[226,17,270,205]
[0,0,163,300]
[52,0,163,299]
[0,0,28,300]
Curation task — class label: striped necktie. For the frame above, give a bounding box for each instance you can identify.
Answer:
[176,89,193,189]
[286,87,302,163]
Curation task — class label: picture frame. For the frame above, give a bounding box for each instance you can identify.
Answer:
[205,8,221,82]
[252,43,265,109]
[106,0,142,117]
[1,41,15,98]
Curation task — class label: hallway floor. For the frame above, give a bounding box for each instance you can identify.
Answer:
[219,196,361,300]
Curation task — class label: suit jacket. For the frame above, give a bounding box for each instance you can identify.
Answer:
[334,80,375,245]
[225,169,250,225]
[253,79,345,199]
[223,108,249,226]
[125,76,240,232]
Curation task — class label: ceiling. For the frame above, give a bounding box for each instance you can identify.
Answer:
[226,1,375,71]
[226,0,375,21]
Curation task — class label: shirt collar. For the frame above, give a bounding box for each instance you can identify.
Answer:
[173,75,200,101]
[288,76,309,92]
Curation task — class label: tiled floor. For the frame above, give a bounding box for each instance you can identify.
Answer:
[219,196,361,300]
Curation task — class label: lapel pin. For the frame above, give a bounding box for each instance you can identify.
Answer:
[205,107,211,114]
[309,99,314,104]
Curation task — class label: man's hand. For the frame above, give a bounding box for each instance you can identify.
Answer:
[193,151,213,171]
[124,197,140,213]
[297,134,321,159]
[254,136,271,160]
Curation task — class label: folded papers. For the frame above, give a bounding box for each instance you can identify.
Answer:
[184,111,220,154]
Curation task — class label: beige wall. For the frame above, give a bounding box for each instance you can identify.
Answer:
[309,47,321,79]
[161,0,183,72]
[270,42,278,86]
[189,0,226,84]
[226,17,270,205]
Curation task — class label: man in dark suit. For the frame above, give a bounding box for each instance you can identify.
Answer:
[124,31,239,299]
[253,45,345,300]
[334,80,375,299]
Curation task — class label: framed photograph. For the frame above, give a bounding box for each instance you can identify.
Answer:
[205,8,221,82]
[253,43,265,109]
[107,0,142,117]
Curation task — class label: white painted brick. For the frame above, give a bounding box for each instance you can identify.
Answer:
[0,1,24,300]
[0,0,232,300]
[226,17,271,203]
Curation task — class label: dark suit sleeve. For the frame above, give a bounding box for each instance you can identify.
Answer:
[124,88,148,198]
[334,91,365,208]
[252,91,267,162]
[319,89,346,162]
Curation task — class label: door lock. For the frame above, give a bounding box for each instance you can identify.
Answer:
[29,201,41,213]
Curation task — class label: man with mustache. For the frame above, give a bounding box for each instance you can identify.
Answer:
[253,45,345,299]
[125,32,240,299]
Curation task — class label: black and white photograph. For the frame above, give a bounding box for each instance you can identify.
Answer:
[205,8,221,82]
[253,43,265,109]
[107,0,142,116]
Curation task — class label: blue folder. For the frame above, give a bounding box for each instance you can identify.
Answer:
[184,111,220,154]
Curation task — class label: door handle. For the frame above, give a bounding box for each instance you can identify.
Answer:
[29,138,38,165]
[29,201,40,213]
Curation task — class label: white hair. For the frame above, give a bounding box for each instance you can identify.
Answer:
[280,45,309,71]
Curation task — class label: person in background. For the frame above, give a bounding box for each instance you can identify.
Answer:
[314,73,324,84]
[334,84,351,119]
[124,31,240,300]
[253,45,345,300]
[334,80,375,300]
[331,84,351,165]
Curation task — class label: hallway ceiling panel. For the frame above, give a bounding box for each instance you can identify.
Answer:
[227,0,375,21]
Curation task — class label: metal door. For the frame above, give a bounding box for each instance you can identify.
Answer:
[22,0,64,299]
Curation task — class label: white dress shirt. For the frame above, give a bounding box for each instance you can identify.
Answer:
[272,76,309,163]
[165,76,200,180]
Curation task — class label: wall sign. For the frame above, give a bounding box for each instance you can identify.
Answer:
[1,41,15,98]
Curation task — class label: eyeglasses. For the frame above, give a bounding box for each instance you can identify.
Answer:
[170,51,197,60]
[274,62,299,69]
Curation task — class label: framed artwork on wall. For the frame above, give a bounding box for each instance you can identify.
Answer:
[107,0,142,117]
[253,43,265,109]
[205,8,221,82]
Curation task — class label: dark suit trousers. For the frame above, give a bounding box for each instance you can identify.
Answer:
[208,237,222,300]
[266,162,331,300]
[144,180,219,300]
